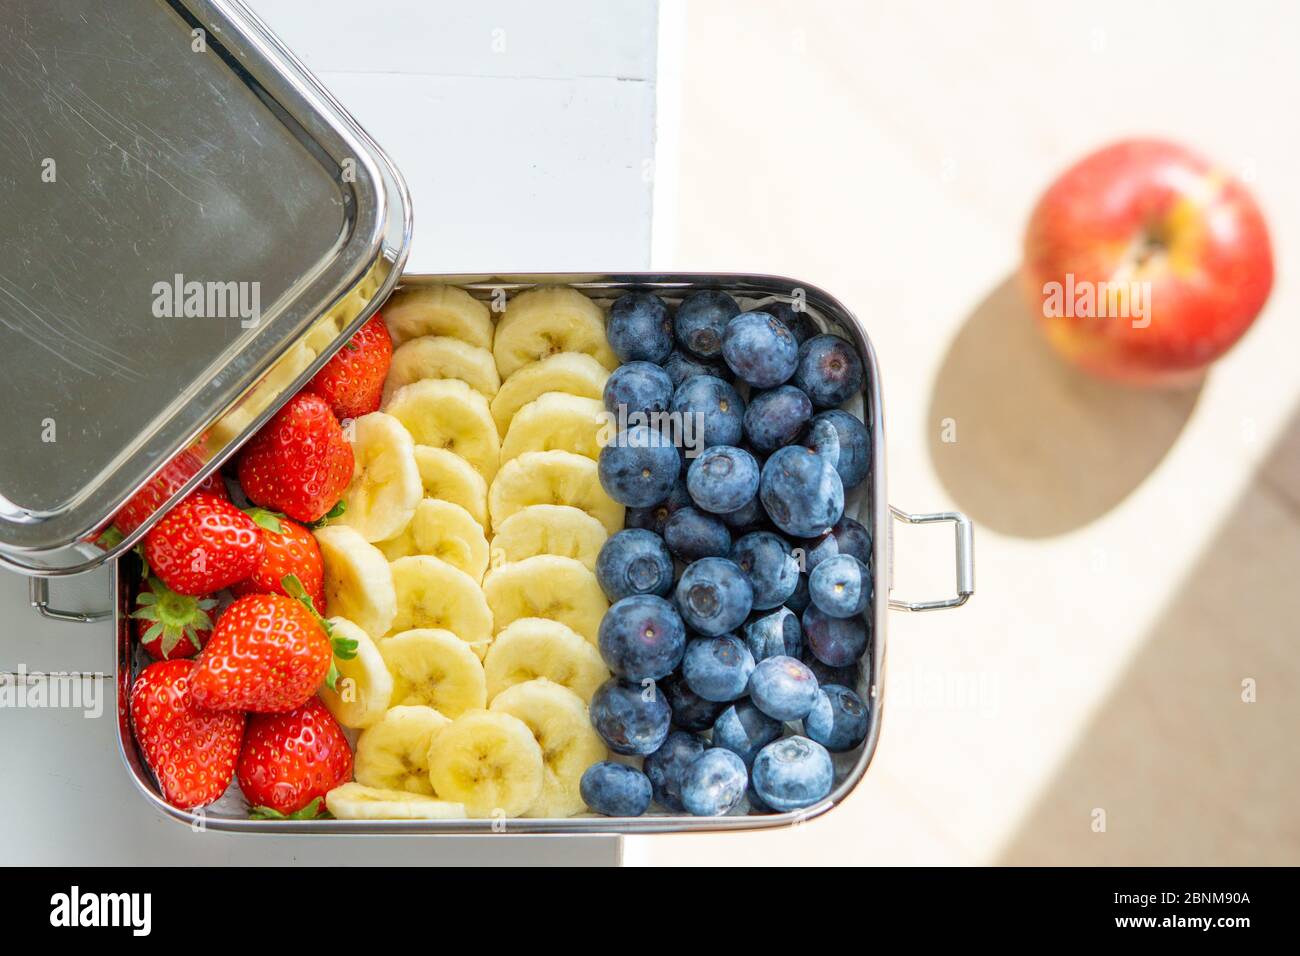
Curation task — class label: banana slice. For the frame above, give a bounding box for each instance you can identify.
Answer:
[383,284,493,350]
[317,617,393,728]
[314,525,397,639]
[489,678,607,818]
[386,378,501,483]
[377,498,490,581]
[380,628,488,718]
[383,336,501,405]
[500,393,610,465]
[338,412,423,543]
[354,704,450,795]
[494,286,617,379]
[482,554,608,645]
[489,504,608,572]
[388,555,494,656]
[413,446,489,527]
[426,710,544,818]
[326,782,467,820]
[490,352,610,437]
[483,617,609,703]
[488,450,624,535]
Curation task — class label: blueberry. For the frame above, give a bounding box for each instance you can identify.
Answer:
[800,516,872,573]
[802,604,868,667]
[804,684,870,752]
[626,478,691,535]
[608,292,673,364]
[762,300,818,345]
[802,647,858,687]
[803,409,870,491]
[675,557,753,637]
[743,385,813,453]
[711,700,782,766]
[808,554,872,618]
[731,531,799,610]
[719,494,764,531]
[681,748,748,816]
[675,290,740,359]
[785,573,811,614]
[759,446,845,538]
[670,376,745,450]
[596,529,675,601]
[644,730,707,811]
[793,334,864,408]
[686,445,760,515]
[748,655,818,721]
[745,607,803,661]
[603,361,674,422]
[598,425,682,508]
[598,594,687,681]
[663,349,728,389]
[682,635,755,701]
[663,506,731,561]
[580,761,652,816]
[661,670,725,731]
[751,735,834,812]
[590,678,672,755]
[721,311,799,388]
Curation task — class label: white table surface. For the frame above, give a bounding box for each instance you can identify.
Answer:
[0,0,657,867]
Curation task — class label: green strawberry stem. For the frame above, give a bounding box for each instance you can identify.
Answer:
[243,507,285,535]
[248,797,330,820]
[131,576,217,657]
[281,573,356,691]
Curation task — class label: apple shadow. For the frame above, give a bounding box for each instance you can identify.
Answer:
[926,275,1203,539]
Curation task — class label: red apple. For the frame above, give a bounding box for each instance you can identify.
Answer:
[1021,139,1273,386]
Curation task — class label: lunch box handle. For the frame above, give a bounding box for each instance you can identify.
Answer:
[886,507,975,612]
[28,578,113,624]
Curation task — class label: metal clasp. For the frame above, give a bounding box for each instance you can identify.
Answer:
[28,578,113,624]
[887,507,974,612]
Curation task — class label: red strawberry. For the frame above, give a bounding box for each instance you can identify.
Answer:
[230,509,326,612]
[130,659,246,810]
[190,591,346,713]
[237,697,353,817]
[143,493,264,596]
[303,314,393,420]
[132,577,218,660]
[237,393,353,523]
[111,450,229,538]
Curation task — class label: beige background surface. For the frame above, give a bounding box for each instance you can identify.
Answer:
[628,0,1300,865]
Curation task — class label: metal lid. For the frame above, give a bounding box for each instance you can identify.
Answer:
[0,0,412,574]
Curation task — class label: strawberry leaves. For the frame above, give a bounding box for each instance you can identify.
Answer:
[243,507,286,535]
[310,499,347,530]
[248,797,331,820]
[131,576,218,658]
[282,573,355,690]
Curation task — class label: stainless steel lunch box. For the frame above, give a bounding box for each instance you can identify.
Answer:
[2,1,972,834]
[99,273,972,834]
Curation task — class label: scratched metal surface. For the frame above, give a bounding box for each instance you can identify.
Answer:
[0,0,361,549]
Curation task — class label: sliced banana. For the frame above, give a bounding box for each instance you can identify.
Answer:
[426,710,544,818]
[317,617,393,729]
[413,446,489,527]
[383,284,493,350]
[338,412,423,543]
[489,678,607,818]
[326,782,467,820]
[484,617,609,703]
[383,335,501,405]
[489,504,608,572]
[494,286,617,379]
[500,392,610,465]
[388,555,494,656]
[482,554,609,645]
[354,704,450,795]
[488,450,624,535]
[490,352,610,437]
[377,498,490,582]
[380,628,488,718]
[314,525,397,639]
[386,378,501,483]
